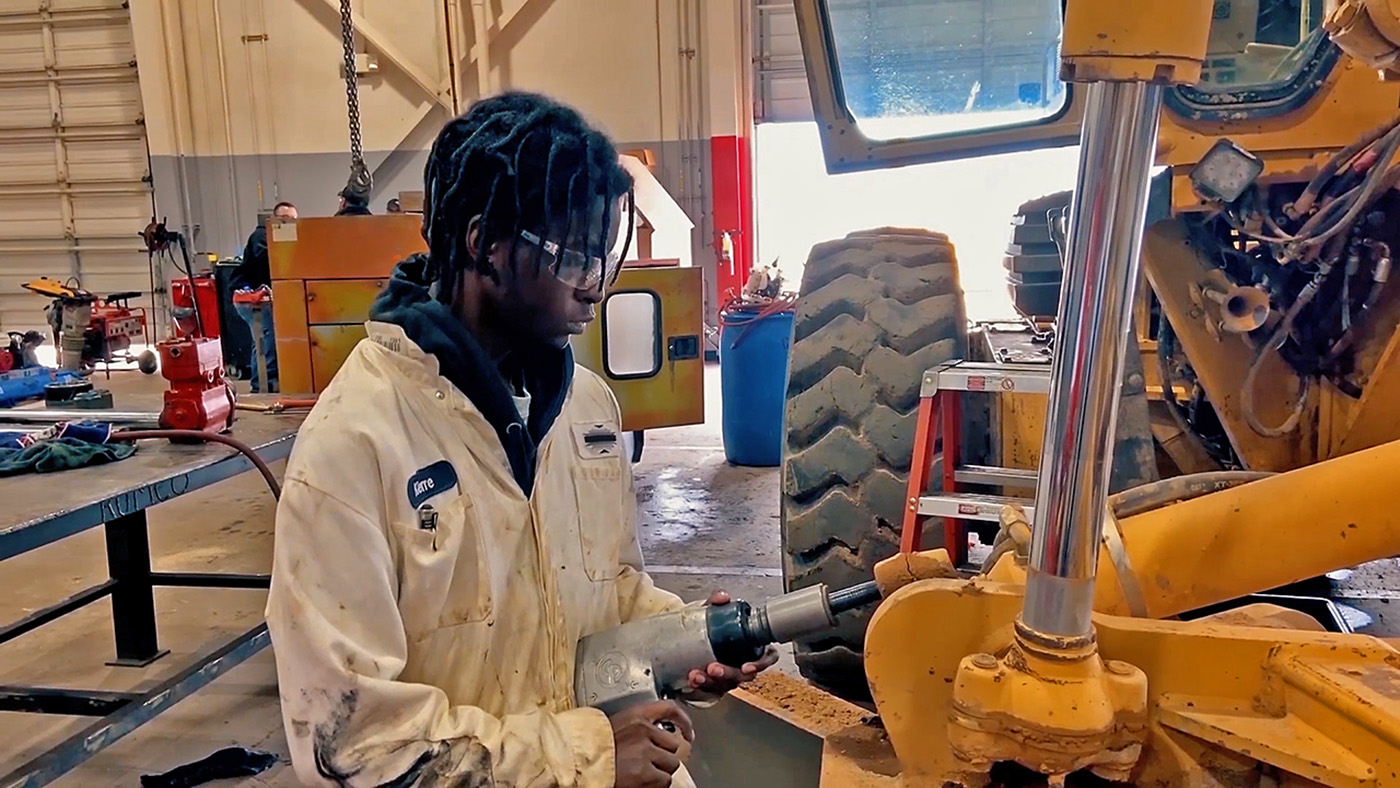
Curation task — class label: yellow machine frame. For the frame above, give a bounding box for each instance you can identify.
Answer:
[779,0,1400,785]
[570,265,706,433]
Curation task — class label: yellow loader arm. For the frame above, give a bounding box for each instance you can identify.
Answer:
[1326,0,1400,74]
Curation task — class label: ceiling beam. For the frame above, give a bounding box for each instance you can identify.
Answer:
[305,0,454,111]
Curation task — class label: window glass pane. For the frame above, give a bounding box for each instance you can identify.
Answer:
[827,0,1067,141]
[604,292,660,377]
[1198,0,1325,91]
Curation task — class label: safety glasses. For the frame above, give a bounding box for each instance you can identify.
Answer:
[519,229,622,291]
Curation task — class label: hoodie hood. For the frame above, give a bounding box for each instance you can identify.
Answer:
[368,255,573,494]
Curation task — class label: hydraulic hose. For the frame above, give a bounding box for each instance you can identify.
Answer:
[1290,112,1400,218]
[235,397,318,414]
[718,293,798,350]
[1107,471,1274,518]
[1288,128,1400,257]
[114,430,282,499]
[1327,240,1393,363]
[1241,264,1327,437]
[1238,127,1400,253]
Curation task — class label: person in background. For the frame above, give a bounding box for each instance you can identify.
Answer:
[336,185,373,216]
[232,200,296,393]
[386,197,403,214]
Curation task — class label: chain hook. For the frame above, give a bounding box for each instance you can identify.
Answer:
[339,0,371,203]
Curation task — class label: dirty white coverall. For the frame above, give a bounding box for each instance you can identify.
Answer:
[266,322,695,788]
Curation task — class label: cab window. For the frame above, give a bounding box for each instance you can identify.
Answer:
[1197,0,1327,91]
[824,0,1067,141]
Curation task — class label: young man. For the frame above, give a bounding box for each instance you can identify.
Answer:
[266,92,776,788]
[233,200,297,393]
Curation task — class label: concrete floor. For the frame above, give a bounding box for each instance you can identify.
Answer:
[0,364,1397,786]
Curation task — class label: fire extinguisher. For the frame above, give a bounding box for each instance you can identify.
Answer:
[719,230,735,277]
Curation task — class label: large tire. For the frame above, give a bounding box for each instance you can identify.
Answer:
[781,228,968,700]
[1005,191,1072,318]
[1004,190,1158,492]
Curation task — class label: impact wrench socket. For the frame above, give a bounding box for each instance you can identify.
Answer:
[574,581,882,715]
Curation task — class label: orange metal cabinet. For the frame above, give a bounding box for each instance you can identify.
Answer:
[271,279,313,395]
[305,279,388,325]
[270,215,705,432]
[310,324,369,389]
[572,266,706,431]
[268,216,426,394]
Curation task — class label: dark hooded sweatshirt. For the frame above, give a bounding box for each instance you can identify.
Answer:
[368,255,572,495]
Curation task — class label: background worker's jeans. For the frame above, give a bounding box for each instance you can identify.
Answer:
[234,301,278,393]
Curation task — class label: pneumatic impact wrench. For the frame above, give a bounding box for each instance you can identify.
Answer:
[574,581,883,714]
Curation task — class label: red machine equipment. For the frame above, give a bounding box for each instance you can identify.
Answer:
[0,331,45,373]
[157,335,235,433]
[22,278,157,374]
[170,274,221,338]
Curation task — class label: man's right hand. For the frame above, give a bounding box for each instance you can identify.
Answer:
[609,700,695,788]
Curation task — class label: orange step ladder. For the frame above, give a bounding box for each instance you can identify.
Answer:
[901,361,1049,566]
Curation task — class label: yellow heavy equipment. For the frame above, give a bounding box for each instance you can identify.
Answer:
[746,0,1400,786]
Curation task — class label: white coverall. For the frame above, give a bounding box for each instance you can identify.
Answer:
[266,322,692,788]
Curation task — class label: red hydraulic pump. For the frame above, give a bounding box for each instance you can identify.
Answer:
[158,336,235,433]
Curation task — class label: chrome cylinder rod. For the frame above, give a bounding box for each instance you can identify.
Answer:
[1022,81,1165,640]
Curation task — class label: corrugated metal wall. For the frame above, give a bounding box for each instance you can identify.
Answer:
[755,1,812,123]
[0,0,158,337]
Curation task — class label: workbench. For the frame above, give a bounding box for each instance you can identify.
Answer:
[0,410,301,788]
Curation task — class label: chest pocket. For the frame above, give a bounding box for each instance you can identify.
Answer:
[571,462,626,582]
[391,494,493,635]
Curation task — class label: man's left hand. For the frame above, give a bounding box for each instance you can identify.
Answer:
[686,591,781,696]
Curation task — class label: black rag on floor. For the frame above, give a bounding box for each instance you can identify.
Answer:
[139,747,278,788]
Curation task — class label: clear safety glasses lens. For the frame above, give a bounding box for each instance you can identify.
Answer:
[520,230,621,290]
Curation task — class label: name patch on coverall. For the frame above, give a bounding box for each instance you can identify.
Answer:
[407,460,459,509]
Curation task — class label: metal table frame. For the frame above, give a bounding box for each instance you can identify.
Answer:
[0,429,296,788]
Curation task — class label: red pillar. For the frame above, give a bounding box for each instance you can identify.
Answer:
[710,134,754,305]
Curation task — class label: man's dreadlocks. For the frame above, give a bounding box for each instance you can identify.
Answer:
[422,92,635,304]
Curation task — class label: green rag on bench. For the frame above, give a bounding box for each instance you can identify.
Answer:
[0,437,136,476]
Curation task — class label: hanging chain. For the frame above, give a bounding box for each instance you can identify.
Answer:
[339,0,362,166]
[339,0,371,199]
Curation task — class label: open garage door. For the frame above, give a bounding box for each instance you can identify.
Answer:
[755,1,814,123]
[0,0,160,339]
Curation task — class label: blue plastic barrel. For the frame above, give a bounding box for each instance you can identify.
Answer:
[719,305,795,467]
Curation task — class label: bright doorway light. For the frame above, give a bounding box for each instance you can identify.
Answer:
[754,122,1080,321]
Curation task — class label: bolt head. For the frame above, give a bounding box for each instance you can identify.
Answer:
[971,653,998,670]
[1105,659,1134,676]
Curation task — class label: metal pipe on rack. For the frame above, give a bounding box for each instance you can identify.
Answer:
[1021,80,1165,641]
[0,410,162,427]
